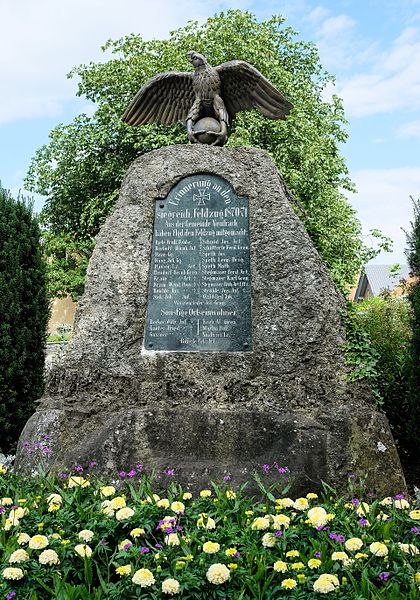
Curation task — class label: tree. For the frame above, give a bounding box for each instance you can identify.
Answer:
[0,187,49,453]
[25,10,384,299]
[404,196,420,461]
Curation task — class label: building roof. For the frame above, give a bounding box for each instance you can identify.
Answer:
[354,264,411,300]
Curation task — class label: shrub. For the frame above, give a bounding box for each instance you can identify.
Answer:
[351,294,414,456]
[0,187,49,453]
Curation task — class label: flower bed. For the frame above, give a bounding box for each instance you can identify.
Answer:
[0,461,419,599]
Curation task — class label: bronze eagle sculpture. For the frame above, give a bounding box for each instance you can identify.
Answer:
[122,51,293,146]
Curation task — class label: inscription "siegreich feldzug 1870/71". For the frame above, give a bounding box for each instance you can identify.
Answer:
[143,174,252,352]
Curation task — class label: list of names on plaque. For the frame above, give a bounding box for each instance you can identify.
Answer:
[144,174,252,352]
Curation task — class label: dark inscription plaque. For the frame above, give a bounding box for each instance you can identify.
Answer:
[144,174,252,352]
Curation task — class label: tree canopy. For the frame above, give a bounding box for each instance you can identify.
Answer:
[25,10,384,299]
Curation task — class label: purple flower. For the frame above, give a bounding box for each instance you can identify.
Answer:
[351,498,360,505]
[278,467,289,474]
[0,506,5,513]
[34,442,41,448]
[127,469,136,478]
[314,551,321,558]
[123,543,132,550]
[99,538,106,545]
[275,530,283,538]
[6,592,16,600]
[223,474,231,481]
[75,465,84,473]
[58,472,67,479]
[42,447,50,455]
[410,527,419,534]
[176,525,182,532]
[140,547,149,554]
[11,506,18,511]
[119,471,127,478]
[155,543,162,549]
[41,434,50,440]
[358,518,368,526]
[90,460,97,467]
[348,472,356,480]
[166,468,174,476]
[21,440,30,448]
[379,572,390,581]
[165,527,174,535]
[136,464,143,472]
[329,533,345,542]
[234,551,240,558]
[262,464,270,473]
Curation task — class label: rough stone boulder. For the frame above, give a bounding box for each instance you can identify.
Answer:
[16,145,405,495]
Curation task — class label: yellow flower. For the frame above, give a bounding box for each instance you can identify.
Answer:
[369,542,388,557]
[17,532,31,545]
[1,497,13,505]
[271,514,290,529]
[175,560,185,570]
[313,573,339,593]
[262,532,276,548]
[377,512,390,521]
[293,498,309,511]
[161,577,180,595]
[409,510,420,520]
[281,578,297,590]
[306,492,318,499]
[171,501,185,513]
[132,568,155,587]
[110,496,126,510]
[118,539,132,550]
[355,553,368,560]
[380,497,393,506]
[197,514,216,530]
[116,564,132,576]
[182,492,192,500]
[165,533,181,546]
[51,533,61,540]
[398,543,419,555]
[29,534,49,549]
[206,563,230,584]
[115,507,135,521]
[200,489,212,498]
[331,551,348,562]
[307,507,328,528]
[273,560,287,573]
[61,539,70,545]
[157,498,170,509]
[74,544,93,558]
[39,549,60,565]
[101,500,115,517]
[9,549,29,563]
[345,537,363,551]
[356,502,370,517]
[414,572,420,583]
[2,567,24,580]
[67,476,90,488]
[251,517,270,530]
[130,527,145,538]
[245,510,254,516]
[78,529,94,542]
[48,503,60,513]
[3,518,16,531]
[0,464,8,475]
[291,562,305,570]
[100,485,116,497]
[203,541,220,554]
[225,547,238,557]
[297,573,307,583]
[10,507,27,520]
[146,494,160,503]
[46,493,62,506]
[228,562,238,570]
[286,550,299,558]
[308,558,322,569]
[394,498,410,510]
[226,490,236,500]
[326,513,335,521]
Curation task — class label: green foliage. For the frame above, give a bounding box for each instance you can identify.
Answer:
[25,10,385,299]
[351,294,415,457]
[0,187,49,453]
[404,197,420,462]
[0,462,418,599]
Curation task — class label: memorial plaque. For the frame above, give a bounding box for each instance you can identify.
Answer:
[144,174,252,352]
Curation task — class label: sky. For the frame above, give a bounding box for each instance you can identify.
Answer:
[1,0,420,267]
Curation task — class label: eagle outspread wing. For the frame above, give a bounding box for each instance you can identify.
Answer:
[122,71,195,126]
[215,60,293,121]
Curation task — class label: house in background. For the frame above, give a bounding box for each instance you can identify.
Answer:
[352,264,411,302]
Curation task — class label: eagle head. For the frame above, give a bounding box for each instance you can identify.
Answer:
[187,51,208,69]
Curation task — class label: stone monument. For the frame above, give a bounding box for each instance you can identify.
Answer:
[16,144,405,495]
